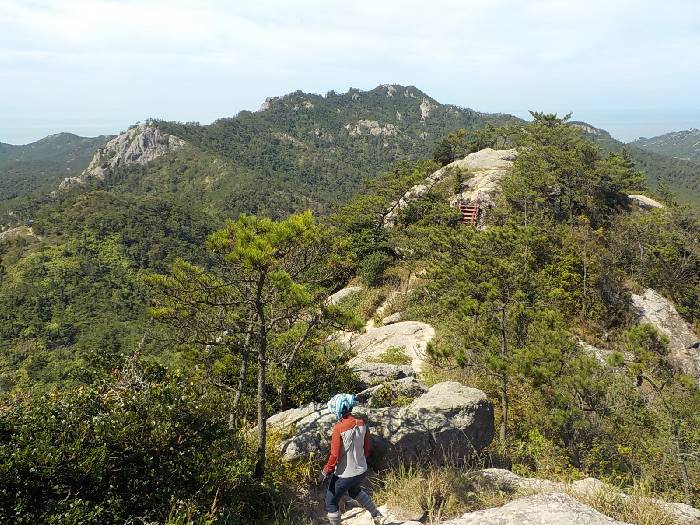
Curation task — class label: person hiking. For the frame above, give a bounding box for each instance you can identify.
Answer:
[319,393,387,525]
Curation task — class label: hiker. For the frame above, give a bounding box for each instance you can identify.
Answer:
[319,394,386,525]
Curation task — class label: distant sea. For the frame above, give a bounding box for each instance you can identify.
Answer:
[2,109,700,146]
[507,108,700,143]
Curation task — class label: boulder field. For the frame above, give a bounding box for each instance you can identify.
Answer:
[268,381,495,467]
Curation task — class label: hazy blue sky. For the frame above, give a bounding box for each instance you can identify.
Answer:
[2,0,699,144]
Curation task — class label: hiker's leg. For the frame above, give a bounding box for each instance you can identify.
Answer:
[325,475,350,525]
[348,476,380,518]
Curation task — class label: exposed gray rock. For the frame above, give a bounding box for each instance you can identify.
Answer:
[345,120,398,137]
[356,376,428,407]
[0,225,36,241]
[340,505,421,525]
[340,320,435,374]
[269,381,494,466]
[628,194,665,209]
[445,492,630,524]
[632,288,700,379]
[384,148,517,227]
[578,340,633,366]
[420,98,436,119]
[258,98,273,111]
[474,468,564,493]
[352,362,415,389]
[382,312,402,325]
[327,285,363,305]
[473,469,700,524]
[59,122,185,189]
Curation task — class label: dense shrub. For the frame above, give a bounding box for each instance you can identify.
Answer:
[0,369,267,524]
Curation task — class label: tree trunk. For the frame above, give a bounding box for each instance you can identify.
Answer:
[232,319,253,412]
[232,347,249,411]
[500,376,508,443]
[254,278,267,480]
[279,367,290,411]
[499,307,509,443]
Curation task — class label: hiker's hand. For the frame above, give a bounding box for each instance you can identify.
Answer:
[318,470,328,484]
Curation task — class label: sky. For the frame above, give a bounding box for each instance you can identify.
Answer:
[1,0,700,144]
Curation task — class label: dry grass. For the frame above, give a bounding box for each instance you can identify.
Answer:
[374,464,514,524]
[372,461,682,525]
[570,487,680,525]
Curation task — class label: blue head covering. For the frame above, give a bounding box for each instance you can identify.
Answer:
[327,393,355,421]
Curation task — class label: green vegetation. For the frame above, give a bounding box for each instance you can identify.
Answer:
[573,122,700,204]
[0,102,699,523]
[0,132,108,203]
[632,128,700,162]
[370,346,412,366]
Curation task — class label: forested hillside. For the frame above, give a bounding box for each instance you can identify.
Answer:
[1,87,699,524]
[572,122,700,202]
[632,128,700,161]
[1,110,698,524]
[102,86,520,218]
[0,133,109,202]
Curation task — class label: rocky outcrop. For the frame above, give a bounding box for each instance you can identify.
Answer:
[445,493,629,525]
[383,148,517,227]
[338,471,700,525]
[631,288,700,379]
[473,468,700,524]
[268,381,494,466]
[59,122,185,189]
[381,312,402,325]
[352,362,415,389]
[628,194,665,210]
[0,225,36,241]
[340,321,435,375]
[345,120,398,137]
[356,376,428,407]
[420,98,436,120]
[327,285,363,306]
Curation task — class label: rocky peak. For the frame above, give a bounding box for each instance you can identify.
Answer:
[570,121,612,138]
[632,288,700,380]
[420,97,436,120]
[59,122,185,189]
[344,120,398,137]
[383,148,518,227]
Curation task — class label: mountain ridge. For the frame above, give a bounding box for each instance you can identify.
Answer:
[631,128,700,161]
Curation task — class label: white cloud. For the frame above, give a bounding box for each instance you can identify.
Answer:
[1,0,699,142]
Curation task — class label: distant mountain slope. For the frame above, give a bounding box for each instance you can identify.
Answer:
[631,128,700,161]
[571,122,700,203]
[65,85,522,218]
[0,132,110,201]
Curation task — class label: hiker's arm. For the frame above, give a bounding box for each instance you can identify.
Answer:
[323,425,341,474]
[363,425,371,459]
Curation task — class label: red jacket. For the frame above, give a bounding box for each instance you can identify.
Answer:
[323,413,371,477]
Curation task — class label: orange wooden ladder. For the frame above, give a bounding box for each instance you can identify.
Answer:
[459,200,480,226]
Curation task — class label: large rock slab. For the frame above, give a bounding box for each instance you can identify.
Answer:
[628,194,664,210]
[383,148,517,227]
[268,381,494,467]
[444,492,630,524]
[352,362,415,389]
[473,469,700,525]
[474,468,564,493]
[356,376,428,407]
[341,321,435,374]
[631,288,700,379]
[60,122,185,189]
[327,285,363,305]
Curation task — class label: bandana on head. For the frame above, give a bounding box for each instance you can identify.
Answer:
[327,393,355,421]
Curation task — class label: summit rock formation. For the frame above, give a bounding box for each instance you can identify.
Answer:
[59,122,185,189]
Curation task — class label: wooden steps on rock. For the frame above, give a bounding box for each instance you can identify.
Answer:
[459,201,480,226]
